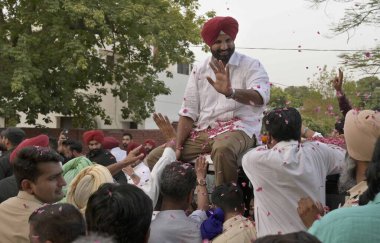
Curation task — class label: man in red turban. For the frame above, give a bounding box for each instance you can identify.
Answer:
[83,130,129,184]
[147,16,271,188]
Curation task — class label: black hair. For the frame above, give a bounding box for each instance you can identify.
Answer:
[13,146,63,189]
[334,118,345,135]
[263,107,302,142]
[211,183,244,213]
[359,138,380,204]
[62,139,83,153]
[255,231,321,243]
[122,133,133,139]
[2,127,26,146]
[85,183,153,243]
[159,162,196,201]
[29,203,86,243]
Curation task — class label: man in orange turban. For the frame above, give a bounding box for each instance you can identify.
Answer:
[147,16,271,187]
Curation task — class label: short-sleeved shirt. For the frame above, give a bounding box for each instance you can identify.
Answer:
[309,192,380,243]
[179,52,270,139]
[242,140,345,237]
[149,210,207,243]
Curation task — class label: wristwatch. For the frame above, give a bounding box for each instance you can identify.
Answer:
[197,178,207,186]
[225,88,236,99]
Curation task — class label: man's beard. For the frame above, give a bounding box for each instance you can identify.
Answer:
[211,46,235,64]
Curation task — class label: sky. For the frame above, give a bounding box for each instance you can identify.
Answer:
[192,0,379,87]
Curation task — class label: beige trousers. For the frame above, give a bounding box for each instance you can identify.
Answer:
[146,130,255,186]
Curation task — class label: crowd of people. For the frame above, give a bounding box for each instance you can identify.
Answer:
[0,16,379,243]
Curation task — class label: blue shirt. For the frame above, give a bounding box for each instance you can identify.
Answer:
[309,192,380,243]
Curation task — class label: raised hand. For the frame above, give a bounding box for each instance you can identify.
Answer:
[195,155,208,180]
[153,113,176,142]
[332,68,344,93]
[207,59,232,96]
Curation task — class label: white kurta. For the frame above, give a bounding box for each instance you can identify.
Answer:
[242,140,345,237]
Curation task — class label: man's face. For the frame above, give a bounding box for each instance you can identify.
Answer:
[61,145,74,159]
[30,162,66,203]
[210,33,235,64]
[88,140,102,151]
[122,135,131,148]
[144,144,154,154]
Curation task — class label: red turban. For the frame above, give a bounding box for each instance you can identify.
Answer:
[102,136,120,150]
[10,134,50,164]
[127,142,146,160]
[144,139,156,148]
[201,16,239,46]
[83,130,105,145]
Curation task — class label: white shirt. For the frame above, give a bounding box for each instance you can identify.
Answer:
[110,147,127,162]
[126,162,151,188]
[179,52,270,139]
[141,147,176,208]
[242,140,345,237]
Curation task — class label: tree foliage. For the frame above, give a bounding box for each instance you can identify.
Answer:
[0,0,212,128]
[308,0,380,75]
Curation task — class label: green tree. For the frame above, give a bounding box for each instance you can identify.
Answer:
[308,0,380,75]
[268,85,289,108]
[0,0,212,128]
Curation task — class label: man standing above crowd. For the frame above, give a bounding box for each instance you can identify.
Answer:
[147,16,270,186]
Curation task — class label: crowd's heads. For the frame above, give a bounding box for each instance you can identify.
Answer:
[201,16,239,47]
[344,109,380,162]
[122,132,133,148]
[1,127,26,149]
[127,142,146,161]
[102,136,120,150]
[255,231,321,243]
[263,107,302,142]
[212,183,244,214]
[61,139,83,159]
[13,146,66,203]
[160,162,196,202]
[29,203,86,243]
[10,134,50,164]
[66,164,114,214]
[86,183,153,243]
[83,130,105,150]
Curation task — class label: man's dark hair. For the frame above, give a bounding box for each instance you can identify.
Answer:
[13,146,63,189]
[263,107,302,142]
[360,138,380,204]
[2,127,26,147]
[211,183,244,213]
[86,183,153,243]
[160,162,196,201]
[29,203,86,243]
[122,132,133,139]
[62,139,83,153]
[255,231,321,243]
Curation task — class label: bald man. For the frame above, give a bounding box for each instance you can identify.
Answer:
[147,16,270,186]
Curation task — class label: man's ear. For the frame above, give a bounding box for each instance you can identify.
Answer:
[21,179,34,194]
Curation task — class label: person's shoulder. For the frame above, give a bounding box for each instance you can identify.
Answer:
[242,145,271,165]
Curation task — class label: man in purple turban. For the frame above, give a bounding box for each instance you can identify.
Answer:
[148,16,271,186]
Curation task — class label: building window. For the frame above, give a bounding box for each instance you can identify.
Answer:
[59,117,73,129]
[177,63,192,75]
